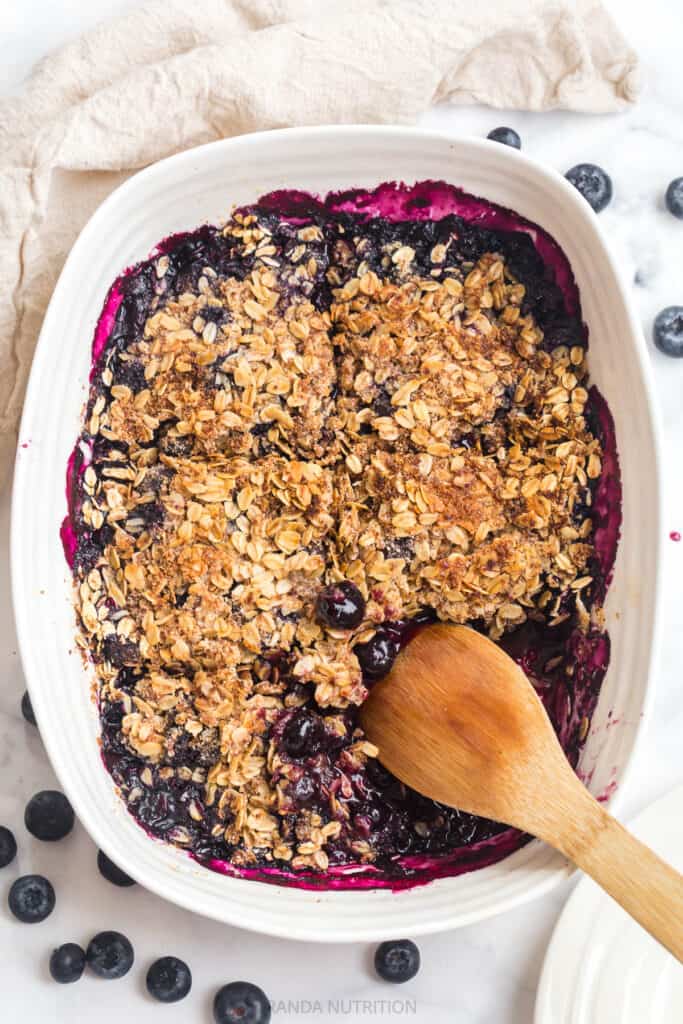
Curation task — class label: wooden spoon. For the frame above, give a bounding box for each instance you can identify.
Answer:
[360,623,683,961]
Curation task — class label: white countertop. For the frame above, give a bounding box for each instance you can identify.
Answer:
[1,2,681,1021]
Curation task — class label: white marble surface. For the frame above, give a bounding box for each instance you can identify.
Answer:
[0,1,681,1021]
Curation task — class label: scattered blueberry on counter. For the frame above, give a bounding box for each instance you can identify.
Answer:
[374,939,421,983]
[487,126,521,149]
[86,931,135,980]
[213,982,271,1024]
[653,306,683,358]
[315,581,366,629]
[21,690,36,726]
[665,177,683,219]
[97,849,136,887]
[49,943,86,984]
[24,790,74,842]
[0,825,17,868]
[565,163,613,212]
[8,875,56,923]
[146,956,193,1004]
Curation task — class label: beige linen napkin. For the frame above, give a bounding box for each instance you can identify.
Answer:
[0,0,639,483]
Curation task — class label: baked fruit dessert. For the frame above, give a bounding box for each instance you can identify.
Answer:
[62,181,621,889]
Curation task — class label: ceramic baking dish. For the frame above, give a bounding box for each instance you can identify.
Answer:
[11,126,663,941]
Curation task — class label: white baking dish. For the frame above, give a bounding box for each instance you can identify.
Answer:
[11,126,663,942]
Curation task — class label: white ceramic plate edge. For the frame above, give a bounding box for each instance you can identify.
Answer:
[535,784,683,1023]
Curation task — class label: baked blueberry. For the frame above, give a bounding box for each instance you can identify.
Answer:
[487,126,521,149]
[665,177,683,219]
[102,635,141,668]
[21,690,36,726]
[112,357,147,393]
[289,774,317,806]
[213,981,271,1024]
[25,791,75,842]
[653,306,683,357]
[0,826,18,868]
[565,164,613,213]
[146,956,192,1003]
[97,849,136,888]
[281,710,323,757]
[374,939,421,983]
[354,631,399,680]
[86,931,135,979]
[50,943,86,984]
[8,874,55,923]
[315,581,365,629]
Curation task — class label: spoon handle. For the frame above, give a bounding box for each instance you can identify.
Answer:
[549,783,683,962]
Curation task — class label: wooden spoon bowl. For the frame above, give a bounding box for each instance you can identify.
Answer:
[361,624,683,961]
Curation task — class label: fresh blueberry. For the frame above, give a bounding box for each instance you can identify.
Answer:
[374,939,421,983]
[0,826,18,868]
[8,875,55,923]
[97,849,136,888]
[281,710,323,758]
[665,177,683,219]
[21,690,36,726]
[86,931,135,979]
[25,790,75,842]
[565,164,613,213]
[146,956,193,1003]
[653,306,683,357]
[213,981,271,1024]
[50,943,86,984]
[354,631,399,680]
[487,126,521,149]
[315,581,365,629]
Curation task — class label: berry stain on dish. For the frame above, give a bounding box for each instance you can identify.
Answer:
[61,180,621,890]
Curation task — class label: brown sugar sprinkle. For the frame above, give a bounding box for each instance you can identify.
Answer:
[333,253,548,453]
[72,208,603,869]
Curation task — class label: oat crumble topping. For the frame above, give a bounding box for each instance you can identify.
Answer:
[65,189,615,882]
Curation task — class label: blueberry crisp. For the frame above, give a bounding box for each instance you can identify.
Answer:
[63,181,621,889]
